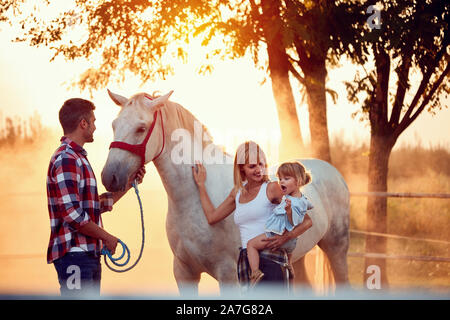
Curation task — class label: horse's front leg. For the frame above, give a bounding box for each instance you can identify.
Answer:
[173,255,201,296]
[214,258,239,296]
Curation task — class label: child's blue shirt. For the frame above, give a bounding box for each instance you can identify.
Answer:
[265,194,314,235]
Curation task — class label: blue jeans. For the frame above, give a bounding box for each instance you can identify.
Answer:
[53,252,101,297]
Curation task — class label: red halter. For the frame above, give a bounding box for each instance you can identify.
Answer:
[109,98,165,167]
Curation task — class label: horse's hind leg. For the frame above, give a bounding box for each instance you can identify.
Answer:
[291,256,312,288]
[318,231,350,287]
[173,256,201,296]
[292,256,313,294]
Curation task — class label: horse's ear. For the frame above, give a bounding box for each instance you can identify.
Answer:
[145,90,174,110]
[107,89,128,107]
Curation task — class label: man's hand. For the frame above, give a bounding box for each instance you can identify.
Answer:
[110,166,147,204]
[134,166,146,184]
[103,234,118,255]
[127,166,146,188]
[78,221,118,254]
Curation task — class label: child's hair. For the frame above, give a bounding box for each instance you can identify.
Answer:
[276,161,312,187]
[233,141,269,192]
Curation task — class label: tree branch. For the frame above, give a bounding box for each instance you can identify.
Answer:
[287,56,306,85]
[284,0,310,72]
[371,42,390,134]
[399,37,448,124]
[395,61,450,137]
[389,56,411,128]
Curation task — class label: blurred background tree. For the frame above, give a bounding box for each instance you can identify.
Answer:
[1,0,366,162]
[0,112,43,147]
[345,0,449,288]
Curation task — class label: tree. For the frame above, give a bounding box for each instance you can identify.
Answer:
[2,0,365,162]
[282,0,365,161]
[345,0,449,288]
[206,0,364,161]
[0,0,305,159]
[257,0,306,159]
[0,113,44,147]
[0,0,20,23]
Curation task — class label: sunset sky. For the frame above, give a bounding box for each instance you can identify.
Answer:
[1,17,449,154]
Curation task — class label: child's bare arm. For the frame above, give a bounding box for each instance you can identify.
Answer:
[285,198,293,225]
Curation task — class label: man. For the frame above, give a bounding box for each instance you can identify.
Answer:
[46,98,146,297]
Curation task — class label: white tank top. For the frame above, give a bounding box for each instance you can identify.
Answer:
[234,182,277,248]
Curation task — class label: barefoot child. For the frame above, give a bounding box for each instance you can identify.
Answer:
[247,161,313,286]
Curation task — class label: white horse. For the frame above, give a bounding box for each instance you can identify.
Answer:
[101,90,350,295]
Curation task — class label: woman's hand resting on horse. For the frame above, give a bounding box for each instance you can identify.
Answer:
[192,162,206,187]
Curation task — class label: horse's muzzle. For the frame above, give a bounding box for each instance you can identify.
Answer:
[101,162,130,192]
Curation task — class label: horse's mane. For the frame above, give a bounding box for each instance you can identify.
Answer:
[135,92,214,147]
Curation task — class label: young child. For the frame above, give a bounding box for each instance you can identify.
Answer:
[246,161,313,287]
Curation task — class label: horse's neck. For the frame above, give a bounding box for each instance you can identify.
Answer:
[153,106,234,206]
[153,151,190,204]
[153,134,233,208]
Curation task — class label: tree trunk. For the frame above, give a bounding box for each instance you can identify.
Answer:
[269,60,305,161]
[304,61,332,163]
[364,134,393,290]
[261,0,305,161]
[363,44,392,290]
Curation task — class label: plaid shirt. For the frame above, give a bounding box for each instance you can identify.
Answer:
[237,248,293,294]
[46,137,113,263]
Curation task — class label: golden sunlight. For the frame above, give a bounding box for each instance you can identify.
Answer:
[1,1,449,298]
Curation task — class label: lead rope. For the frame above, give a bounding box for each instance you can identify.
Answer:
[101,179,145,273]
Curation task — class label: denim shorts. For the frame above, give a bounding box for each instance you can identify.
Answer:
[265,232,297,254]
[53,252,101,297]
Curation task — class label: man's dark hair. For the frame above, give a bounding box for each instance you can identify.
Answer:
[59,98,96,134]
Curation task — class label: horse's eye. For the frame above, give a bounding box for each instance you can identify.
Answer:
[136,127,146,134]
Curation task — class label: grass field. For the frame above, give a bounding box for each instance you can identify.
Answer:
[331,140,450,293]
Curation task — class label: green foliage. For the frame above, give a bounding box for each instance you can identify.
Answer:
[345,0,449,132]
[5,0,239,92]
[1,0,366,94]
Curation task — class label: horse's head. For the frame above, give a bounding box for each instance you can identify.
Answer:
[101,89,173,192]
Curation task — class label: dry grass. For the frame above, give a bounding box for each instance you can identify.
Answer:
[0,123,448,295]
[330,137,450,292]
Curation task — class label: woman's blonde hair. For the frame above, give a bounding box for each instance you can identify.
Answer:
[233,141,269,192]
[277,161,312,187]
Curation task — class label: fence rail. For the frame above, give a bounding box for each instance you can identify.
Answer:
[1,191,448,264]
[347,252,450,263]
[348,191,450,263]
[350,191,450,199]
[349,229,450,245]
[0,254,43,260]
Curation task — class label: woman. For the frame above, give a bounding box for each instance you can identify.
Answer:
[192,141,312,292]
